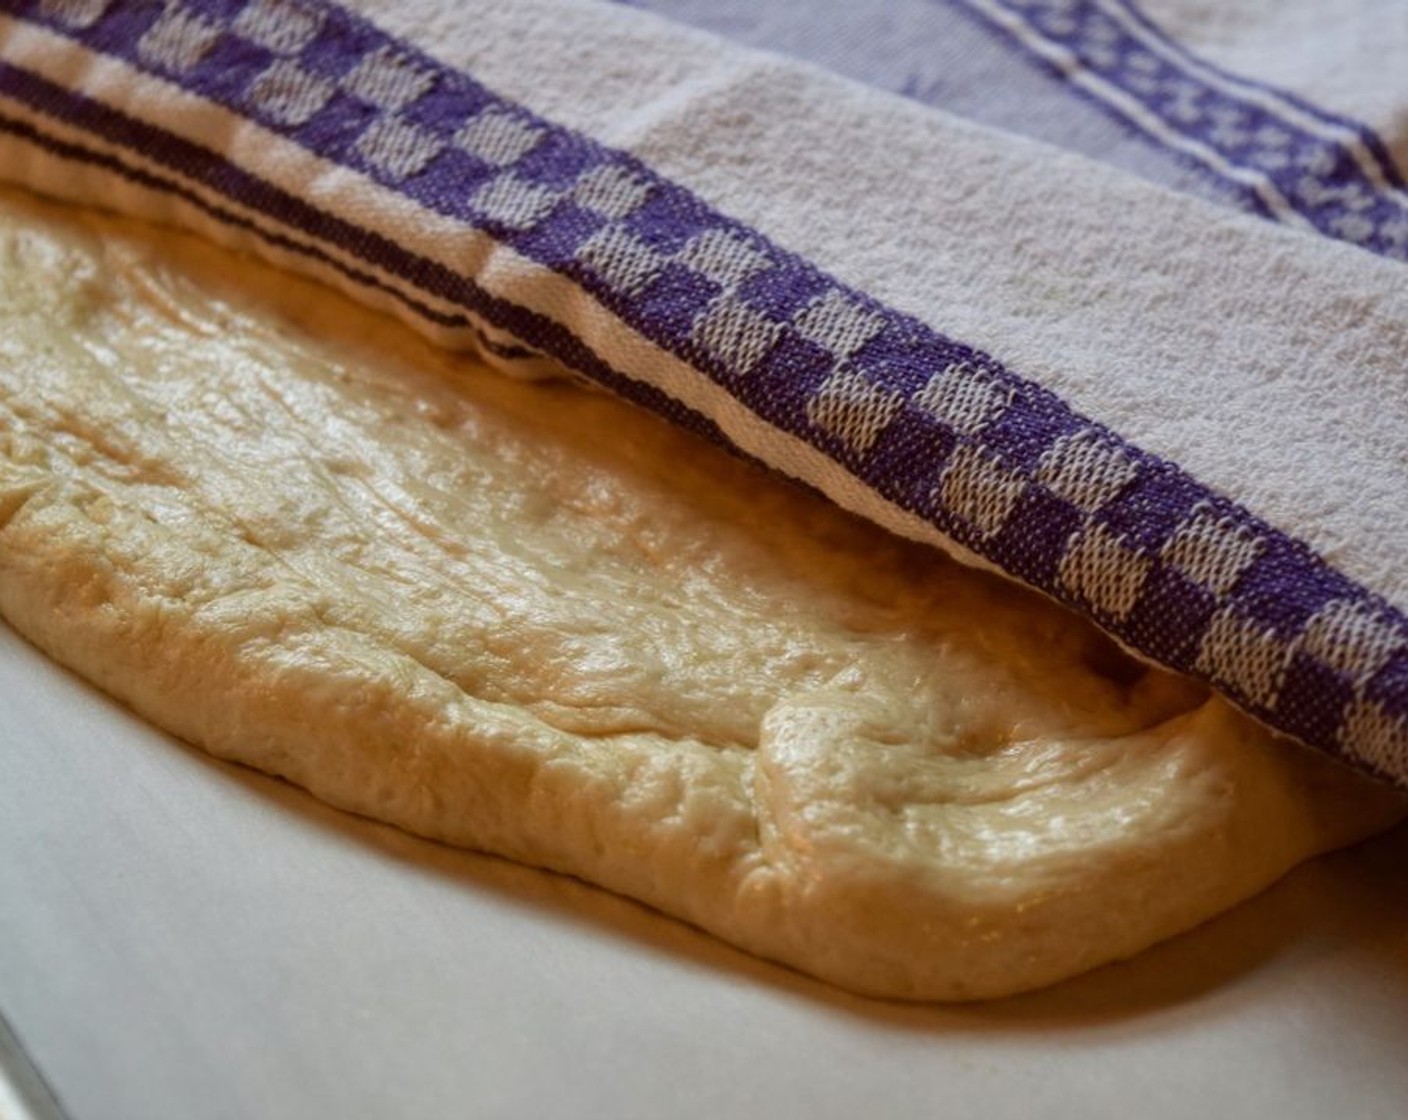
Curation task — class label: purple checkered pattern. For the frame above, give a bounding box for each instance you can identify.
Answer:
[955,0,1408,260]
[4,0,1406,787]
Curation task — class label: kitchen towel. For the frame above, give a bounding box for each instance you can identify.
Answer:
[623,1,1408,260]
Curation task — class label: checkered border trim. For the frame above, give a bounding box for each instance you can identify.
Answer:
[954,0,1408,260]
[5,0,1406,786]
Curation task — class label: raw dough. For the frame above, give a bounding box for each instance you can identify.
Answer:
[0,188,1401,1000]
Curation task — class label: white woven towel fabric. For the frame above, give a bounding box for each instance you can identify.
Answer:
[0,0,1405,789]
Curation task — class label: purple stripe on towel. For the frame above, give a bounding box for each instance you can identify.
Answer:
[952,0,1408,261]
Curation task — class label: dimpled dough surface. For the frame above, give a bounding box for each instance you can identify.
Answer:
[0,190,1401,1000]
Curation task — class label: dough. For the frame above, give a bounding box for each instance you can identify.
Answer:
[0,188,1401,1000]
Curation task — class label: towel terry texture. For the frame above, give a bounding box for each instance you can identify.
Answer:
[0,0,1405,790]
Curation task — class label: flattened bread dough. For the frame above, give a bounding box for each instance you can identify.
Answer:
[1,190,1402,1000]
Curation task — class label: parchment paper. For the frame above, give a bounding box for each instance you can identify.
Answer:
[2,623,1407,1120]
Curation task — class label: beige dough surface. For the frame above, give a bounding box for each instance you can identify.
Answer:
[0,189,1401,1000]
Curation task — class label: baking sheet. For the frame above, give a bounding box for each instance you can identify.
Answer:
[2,618,1406,1120]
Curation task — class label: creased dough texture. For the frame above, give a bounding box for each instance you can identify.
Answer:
[0,191,1401,1000]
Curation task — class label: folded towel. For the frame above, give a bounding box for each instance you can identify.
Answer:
[1,0,1405,790]
[620,0,1408,261]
